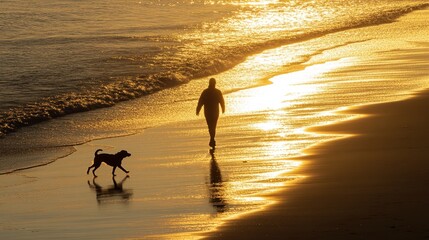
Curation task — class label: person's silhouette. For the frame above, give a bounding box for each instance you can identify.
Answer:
[196,78,225,148]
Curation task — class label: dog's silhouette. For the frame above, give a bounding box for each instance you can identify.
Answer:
[87,149,131,177]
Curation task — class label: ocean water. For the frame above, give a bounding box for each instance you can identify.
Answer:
[1,0,428,171]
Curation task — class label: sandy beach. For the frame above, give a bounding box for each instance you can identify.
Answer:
[203,11,429,239]
[203,10,429,239]
[205,90,429,239]
[1,7,428,240]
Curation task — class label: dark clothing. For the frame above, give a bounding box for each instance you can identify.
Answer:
[196,87,225,146]
[197,87,225,117]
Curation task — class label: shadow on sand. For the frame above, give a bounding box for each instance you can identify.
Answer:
[208,149,228,213]
[87,176,133,205]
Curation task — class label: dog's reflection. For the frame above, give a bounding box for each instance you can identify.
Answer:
[87,176,133,205]
[208,149,227,213]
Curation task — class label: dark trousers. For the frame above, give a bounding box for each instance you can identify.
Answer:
[205,112,219,143]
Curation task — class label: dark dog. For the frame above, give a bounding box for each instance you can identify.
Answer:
[87,149,131,177]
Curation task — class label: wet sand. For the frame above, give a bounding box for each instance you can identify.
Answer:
[0,113,302,240]
[2,71,428,240]
[205,90,429,239]
[204,17,429,239]
[203,10,429,239]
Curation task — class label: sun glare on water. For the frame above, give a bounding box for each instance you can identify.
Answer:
[231,60,349,114]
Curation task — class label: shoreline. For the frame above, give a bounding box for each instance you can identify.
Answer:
[0,113,305,239]
[2,75,427,239]
[1,8,428,240]
[2,6,428,177]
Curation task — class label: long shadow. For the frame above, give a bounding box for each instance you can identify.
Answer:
[209,149,227,213]
[87,176,133,205]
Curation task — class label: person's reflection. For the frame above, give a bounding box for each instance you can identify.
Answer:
[87,176,133,204]
[208,149,227,213]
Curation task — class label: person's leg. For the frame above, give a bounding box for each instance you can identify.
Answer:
[206,115,218,147]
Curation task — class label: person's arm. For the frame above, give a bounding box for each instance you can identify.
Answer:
[219,91,225,114]
[196,91,205,115]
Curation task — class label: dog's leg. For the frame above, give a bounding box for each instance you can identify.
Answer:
[87,164,94,175]
[118,165,129,174]
[92,163,101,177]
[112,166,117,176]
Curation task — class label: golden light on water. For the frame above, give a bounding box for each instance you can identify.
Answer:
[183,0,318,48]
[230,60,347,115]
[253,120,281,131]
[265,141,291,158]
[213,60,353,217]
[244,0,279,6]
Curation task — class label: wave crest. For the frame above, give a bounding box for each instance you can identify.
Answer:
[0,72,189,137]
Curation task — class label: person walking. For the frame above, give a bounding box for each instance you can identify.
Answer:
[196,78,225,149]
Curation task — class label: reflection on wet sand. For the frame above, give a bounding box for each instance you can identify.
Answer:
[87,176,133,204]
[208,149,227,213]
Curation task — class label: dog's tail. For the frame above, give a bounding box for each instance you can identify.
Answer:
[95,149,103,156]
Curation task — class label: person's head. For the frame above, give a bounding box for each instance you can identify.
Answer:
[208,78,216,88]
